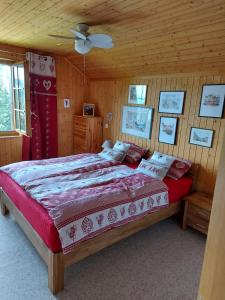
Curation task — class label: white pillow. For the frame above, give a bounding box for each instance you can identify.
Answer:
[149,151,174,168]
[102,139,113,149]
[99,148,125,162]
[113,140,131,153]
[137,159,169,180]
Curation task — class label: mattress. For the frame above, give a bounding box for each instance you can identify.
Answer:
[0,165,192,253]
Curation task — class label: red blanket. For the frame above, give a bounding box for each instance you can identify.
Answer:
[1,154,168,254]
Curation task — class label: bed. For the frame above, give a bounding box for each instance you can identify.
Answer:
[0,153,198,294]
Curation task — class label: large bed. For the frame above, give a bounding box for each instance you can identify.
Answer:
[0,153,197,294]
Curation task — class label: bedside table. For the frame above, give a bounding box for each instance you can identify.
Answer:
[182,192,213,235]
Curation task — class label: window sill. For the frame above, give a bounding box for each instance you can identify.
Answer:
[0,131,22,138]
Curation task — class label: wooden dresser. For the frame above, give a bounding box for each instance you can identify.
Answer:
[73,115,103,154]
[182,192,212,235]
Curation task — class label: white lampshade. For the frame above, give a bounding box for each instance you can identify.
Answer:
[102,139,113,149]
[75,39,92,55]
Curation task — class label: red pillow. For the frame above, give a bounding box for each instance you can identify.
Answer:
[167,159,192,180]
[124,142,148,164]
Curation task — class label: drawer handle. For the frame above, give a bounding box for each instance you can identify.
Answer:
[196,223,206,229]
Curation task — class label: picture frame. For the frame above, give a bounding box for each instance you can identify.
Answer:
[199,84,225,118]
[189,127,214,148]
[158,116,178,145]
[121,105,153,139]
[128,85,148,105]
[158,91,185,114]
[83,103,95,116]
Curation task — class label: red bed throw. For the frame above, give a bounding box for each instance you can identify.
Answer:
[1,154,168,254]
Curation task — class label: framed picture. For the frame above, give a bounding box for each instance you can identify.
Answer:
[158,117,178,145]
[199,84,225,118]
[158,91,185,114]
[83,103,95,116]
[121,105,153,139]
[128,85,147,105]
[189,127,214,148]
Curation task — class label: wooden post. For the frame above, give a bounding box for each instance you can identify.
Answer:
[48,252,64,294]
[198,130,225,300]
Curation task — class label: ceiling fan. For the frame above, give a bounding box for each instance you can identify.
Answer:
[49,23,114,54]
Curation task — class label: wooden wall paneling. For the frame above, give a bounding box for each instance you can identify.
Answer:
[89,73,225,194]
[182,77,193,160]
[175,77,185,158]
[188,76,200,164]
[55,55,85,157]
[0,136,22,166]
[198,129,225,300]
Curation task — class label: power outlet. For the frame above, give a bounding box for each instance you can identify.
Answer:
[64,99,70,108]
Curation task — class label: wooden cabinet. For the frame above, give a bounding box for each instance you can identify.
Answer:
[73,115,103,154]
[182,192,212,235]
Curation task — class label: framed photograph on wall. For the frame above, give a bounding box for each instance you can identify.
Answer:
[158,116,178,145]
[158,91,185,114]
[83,103,95,116]
[199,84,225,118]
[128,85,148,105]
[121,105,153,139]
[189,127,214,148]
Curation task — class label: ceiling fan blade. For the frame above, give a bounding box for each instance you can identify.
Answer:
[87,34,114,48]
[70,29,87,40]
[88,34,113,48]
[48,34,74,40]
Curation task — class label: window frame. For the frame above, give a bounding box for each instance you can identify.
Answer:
[0,60,30,136]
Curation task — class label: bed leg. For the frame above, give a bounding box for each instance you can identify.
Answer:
[48,252,64,294]
[0,189,9,216]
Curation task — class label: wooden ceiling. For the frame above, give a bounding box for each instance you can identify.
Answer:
[1,0,225,78]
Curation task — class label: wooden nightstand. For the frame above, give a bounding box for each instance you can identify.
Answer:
[182,192,213,235]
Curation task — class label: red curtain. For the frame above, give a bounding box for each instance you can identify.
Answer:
[22,134,31,161]
[27,52,58,160]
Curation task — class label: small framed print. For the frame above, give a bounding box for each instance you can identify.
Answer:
[83,103,95,116]
[128,85,147,105]
[158,117,178,145]
[158,91,185,114]
[189,127,214,148]
[199,84,225,118]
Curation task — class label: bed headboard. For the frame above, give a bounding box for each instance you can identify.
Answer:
[187,163,200,192]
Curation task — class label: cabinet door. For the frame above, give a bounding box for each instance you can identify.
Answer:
[74,117,88,153]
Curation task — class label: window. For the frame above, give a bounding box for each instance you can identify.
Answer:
[0,62,26,132]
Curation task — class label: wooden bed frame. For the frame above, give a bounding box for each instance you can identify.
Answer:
[0,164,199,294]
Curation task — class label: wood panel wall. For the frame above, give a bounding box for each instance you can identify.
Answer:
[198,130,225,300]
[88,74,225,195]
[0,44,86,165]
[0,136,22,166]
[55,56,86,157]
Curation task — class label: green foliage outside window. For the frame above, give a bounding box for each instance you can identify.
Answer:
[0,63,26,132]
[0,64,13,131]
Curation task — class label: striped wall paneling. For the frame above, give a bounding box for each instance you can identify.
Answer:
[88,74,225,195]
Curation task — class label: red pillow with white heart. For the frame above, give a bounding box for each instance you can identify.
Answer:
[124,141,148,164]
[167,158,192,180]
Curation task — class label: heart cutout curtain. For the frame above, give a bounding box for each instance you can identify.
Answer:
[27,52,58,159]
